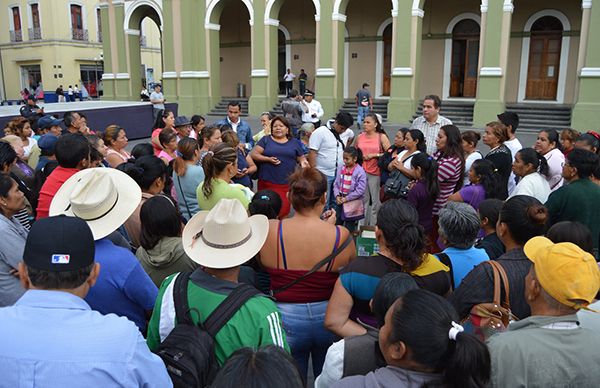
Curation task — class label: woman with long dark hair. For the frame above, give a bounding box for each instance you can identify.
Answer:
[151,109,175,156]
[448,159,500,210]
[407,153,439,236]
[172,138,204,221]
[335,289,490,388]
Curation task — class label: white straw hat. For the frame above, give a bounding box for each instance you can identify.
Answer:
[182,198,268,269]
[49,168,142,240]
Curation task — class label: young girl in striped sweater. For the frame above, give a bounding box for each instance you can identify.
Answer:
[334,146,367,233]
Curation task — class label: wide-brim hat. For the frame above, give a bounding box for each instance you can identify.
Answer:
[174,116,191,127]
[182,198,268,269]
[49,168,142,240]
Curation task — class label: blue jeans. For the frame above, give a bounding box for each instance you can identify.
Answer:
[277,301,338,380]
[357,106,370,126]
[326,174,336,211]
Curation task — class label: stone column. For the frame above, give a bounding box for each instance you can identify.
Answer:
[472,0,513,127]
[572,0,600,130]
[249,1,271,116]
[99,3,115,99]
[314,0,344,117]
[205,25,221,111]
[112,3,131,99]
[387,1,424,123]
[161,0,178,108]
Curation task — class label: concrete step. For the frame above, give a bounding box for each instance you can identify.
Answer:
[504,103,572,131]
[209,97,249,117]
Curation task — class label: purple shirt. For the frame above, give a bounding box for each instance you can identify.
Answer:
[407,180,434,234]
[256,136,303,184]
[458,184,485,210]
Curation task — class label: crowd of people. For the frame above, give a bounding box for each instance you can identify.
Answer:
[1,92,600,388]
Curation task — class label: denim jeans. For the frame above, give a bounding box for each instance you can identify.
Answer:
[277,301,338,380]
[326,174,336,211]
[357,106,370,127]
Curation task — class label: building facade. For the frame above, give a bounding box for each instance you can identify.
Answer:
[98,0,597,129]
[0,0,161,102]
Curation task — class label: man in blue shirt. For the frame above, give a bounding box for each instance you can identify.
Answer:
[49,168,158,331]
[0,215,171,387]
[436,202,489,288]
[215,101,254,150]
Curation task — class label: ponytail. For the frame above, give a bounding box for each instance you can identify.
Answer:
[173,138,199,177]
[411,153,439,200]
[201,143,237,198]
[386,289,491,388]
[471,159,501,199]
[517,148,550,178]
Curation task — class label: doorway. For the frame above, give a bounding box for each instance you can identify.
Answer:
[449,19,479,98]
[525,16,562,100]
[382,24,392,96]
[20,65,42,91]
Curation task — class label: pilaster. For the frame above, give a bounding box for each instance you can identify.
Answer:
[100,4,115,99]
[249,1,270,115]
[113,3,130,99]
[315,0,343,117]
[472,0,512,127]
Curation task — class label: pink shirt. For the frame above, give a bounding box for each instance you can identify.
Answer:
[356,133,382,175]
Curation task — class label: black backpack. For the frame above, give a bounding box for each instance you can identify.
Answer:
[156,272,260,388]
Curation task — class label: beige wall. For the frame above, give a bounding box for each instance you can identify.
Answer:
[219,1,251,97]
[140,17,162,83]
[0,0,104,100]
[347,42,377,97]
[419,39,446,97]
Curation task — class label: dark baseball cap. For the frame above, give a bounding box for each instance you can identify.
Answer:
[174,116,191,127]
[27,95,37,101]
[38,115,64,130]
[38,134,59,153]
[23,215,95,272]
[497,111,519,130]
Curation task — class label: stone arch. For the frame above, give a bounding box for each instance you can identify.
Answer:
[517,9,571,103]
[334,0,398,15]
[205,0,254,26]
[265,0,320,21]
[375,18,393,97]
[124,0,163,30]
[442,13,481,99]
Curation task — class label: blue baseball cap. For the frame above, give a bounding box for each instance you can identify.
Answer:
[38,115,64,130]
[38,134,59,153]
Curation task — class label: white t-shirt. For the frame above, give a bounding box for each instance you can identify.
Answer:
[396,150,421,170]
[508,172,551,203]
[504,137,523,194]
[464,151,483,186]
[309,125,344,177]
[150,91,165,110]
[340,128,355,147]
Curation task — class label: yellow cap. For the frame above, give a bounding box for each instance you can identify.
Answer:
[524,236,600,309]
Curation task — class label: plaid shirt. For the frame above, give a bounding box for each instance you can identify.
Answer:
[448,248,532,321]
[410,115,452,155]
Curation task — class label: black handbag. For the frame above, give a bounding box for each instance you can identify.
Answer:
[383,170,412,199]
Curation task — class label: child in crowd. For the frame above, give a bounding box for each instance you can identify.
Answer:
[407,153,439,236]
[333,146,367,233]
[474,198,505,259]
[248,189,282,220]
[448,159,500,211]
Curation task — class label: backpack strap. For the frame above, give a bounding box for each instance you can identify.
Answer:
[269,233,353,297]
[203,284,261,338]
[173,271,194,325]
[436,253,455,290]
[489,260,511,311]
[176,174,193,220]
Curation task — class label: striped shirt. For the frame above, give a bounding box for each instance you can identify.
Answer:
[410,115,453,155]
[340,165,355,196]
[433,152,463,215]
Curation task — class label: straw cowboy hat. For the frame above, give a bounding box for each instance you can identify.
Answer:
[49,168,142,240]
[182,198,268,269]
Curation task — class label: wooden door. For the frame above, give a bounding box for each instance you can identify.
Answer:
[449,19,480,98]
[382,24,392,96]
[525,16,562,100]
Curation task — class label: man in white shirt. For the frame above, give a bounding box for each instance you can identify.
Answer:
[410,95,452,155]
[308,111,354,210]
[498,111,522,195]
[150,84,165,121]
[283,68,295,97]
[301,90,324,129]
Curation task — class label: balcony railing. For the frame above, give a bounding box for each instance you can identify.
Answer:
[140,35,147,47]
[72,28,89,41]
[10,30,23,42]
[98,30,102,42]
[28,27,42,40]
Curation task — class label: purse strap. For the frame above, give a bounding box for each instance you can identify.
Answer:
[487,260,511,310]
[270,234,353,297]
[176,174,193,220]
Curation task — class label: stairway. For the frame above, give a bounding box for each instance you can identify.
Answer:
[504,103,572,132]
[337,99,389,122]
[411,100,474,127]
[207,97,249,117]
